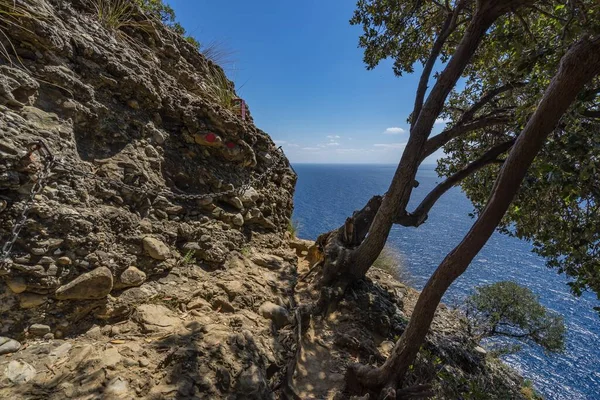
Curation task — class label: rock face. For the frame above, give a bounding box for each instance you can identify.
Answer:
[0,1,297,399]
[0,0,294,332]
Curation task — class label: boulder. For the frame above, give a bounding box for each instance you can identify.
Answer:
[231,213,244,227]
[55,267,113,300]
[142,237,170,260]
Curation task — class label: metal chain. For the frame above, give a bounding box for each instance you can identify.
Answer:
[1,144,288,270]
[0,158,55,270]
[52,147,286,201]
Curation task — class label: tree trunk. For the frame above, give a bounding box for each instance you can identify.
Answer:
[320,1,529,288]
[347,35,600,397]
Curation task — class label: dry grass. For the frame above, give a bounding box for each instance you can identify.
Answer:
[372,245,411,284]
[205,64,237,111]
[0,0,45,65]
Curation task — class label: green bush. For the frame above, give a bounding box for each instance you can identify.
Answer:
[465,281,565,353]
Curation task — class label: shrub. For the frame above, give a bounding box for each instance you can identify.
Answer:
[465,281,565,353]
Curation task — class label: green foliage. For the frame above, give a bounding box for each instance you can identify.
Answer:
[465,281,566,353]
[181,249,196,265]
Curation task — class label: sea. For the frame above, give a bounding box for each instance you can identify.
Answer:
[291,163,600,400]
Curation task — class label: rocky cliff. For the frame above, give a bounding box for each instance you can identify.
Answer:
[1,0,297,398]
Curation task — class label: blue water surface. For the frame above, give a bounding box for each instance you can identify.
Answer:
[291,163,600,400]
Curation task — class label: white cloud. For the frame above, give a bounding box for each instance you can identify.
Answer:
[373,143,407,149]
[327,142,340,146]
[327,135,341,139]
[274,140,287,145]
[383,127,406,135]
[301,147,321,151]
[435,118,451,125]
[287,143,299,148]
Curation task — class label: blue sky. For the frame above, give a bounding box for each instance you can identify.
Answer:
[167,0,448,163]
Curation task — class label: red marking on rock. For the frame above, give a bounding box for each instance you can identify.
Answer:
[205,132,216,143]
[226,142,236,149]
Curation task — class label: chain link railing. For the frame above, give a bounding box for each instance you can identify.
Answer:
[0,141,288,271]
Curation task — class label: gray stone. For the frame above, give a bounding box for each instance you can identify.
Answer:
[55,266,113,300]
[259,301,289,329]
[143,237,170,260]
[4,360,36,384]
[105,376,130,398]
[0,337,21,355]
[29,323,51,337]
[119,266,146,287]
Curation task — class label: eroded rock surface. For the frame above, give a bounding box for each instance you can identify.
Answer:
[0,1,296,399]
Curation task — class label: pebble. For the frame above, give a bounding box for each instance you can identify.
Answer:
[0,337,21,355]
[142,237,170,260]
[119,266,146,287]
[29,323,51,337]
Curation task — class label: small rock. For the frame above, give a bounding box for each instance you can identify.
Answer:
[56,256,72,265]
[187,297,211,310]
[226,197,244,210]
[212,297,235,313]
[43,333,54,340]
[55,266,113,300]
[127,99,139,109]
[119,266,146,287]
[0,337,21,355]
[4,360,36,384]
[474,346,487,356]
[85,326,103,340]
[29,323,51,337]
[251,253,284,270]
[50,342,72,358]
[142,237,170,260]
[259,301,289,328]
[102,347,122,368]
[6,277,27,294]
[231,213,244,227]
[19,293,46,309]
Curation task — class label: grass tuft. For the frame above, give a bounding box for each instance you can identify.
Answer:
[372,245,410,283]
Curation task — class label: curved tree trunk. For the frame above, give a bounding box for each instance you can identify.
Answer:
[319,0,533,291]
[347,35,600,397]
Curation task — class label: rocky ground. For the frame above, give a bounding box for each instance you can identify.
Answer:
[0,1,535,399]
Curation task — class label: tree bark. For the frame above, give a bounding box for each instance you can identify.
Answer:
[347,35,600,397]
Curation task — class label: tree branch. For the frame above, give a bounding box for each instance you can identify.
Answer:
[581,109,600,118]
[411,2,464,127]
[421,114,511,160]
[397,139,516,227]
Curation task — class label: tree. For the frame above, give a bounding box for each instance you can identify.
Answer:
[305,0,600,397]
[465,281,565,353]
